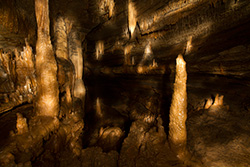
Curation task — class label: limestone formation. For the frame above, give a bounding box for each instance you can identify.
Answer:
[35,0,59,117]
[0,0,250,166]
[16,113,28,134]
[169,54,188,160]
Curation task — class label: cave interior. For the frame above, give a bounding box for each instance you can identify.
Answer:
[0,0,250,166]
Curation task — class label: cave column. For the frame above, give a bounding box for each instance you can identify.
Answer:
[35,0,59,117]
[169,54,187,159]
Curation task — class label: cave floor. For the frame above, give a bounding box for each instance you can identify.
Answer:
[1,74,250,166]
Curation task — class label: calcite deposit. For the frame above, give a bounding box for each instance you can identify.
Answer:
[0,0,250,166]
[169,54,188,160]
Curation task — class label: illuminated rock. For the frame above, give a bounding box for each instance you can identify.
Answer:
[68,28,86,99]
[99,0,115,18]
[54,16,69,60]
[96,40,104,61]
[185,36,192,55]
[128,0,137,36]
[35,0,59,117]
[0,152,16,167]
[54,16,74,116]
[169,54,187,160]
[108,0,115,18]
[204,98,213,109]
[98,126,124,152]
[119,117,169,167]
[124,44,133,65]
[204,94,225,110]
[16,113,28,134]
[213,94,224,106]
[96,97,103,118]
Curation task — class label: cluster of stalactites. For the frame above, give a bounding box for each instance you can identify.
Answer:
[0,40,36,107]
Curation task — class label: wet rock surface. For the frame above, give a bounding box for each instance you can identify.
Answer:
[0,0,250,166]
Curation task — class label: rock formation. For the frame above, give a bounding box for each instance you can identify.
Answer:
[35,0,59,117]
[0,0,250,166]
[169,54,187,160]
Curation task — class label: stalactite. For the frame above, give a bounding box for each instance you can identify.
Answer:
[54,16,69,60]
[169,54,187,160]
[35,0,59,117]
[128,0,137,36]
[68,28,86,99]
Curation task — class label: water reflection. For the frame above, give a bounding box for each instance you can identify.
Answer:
[83,74,169,151]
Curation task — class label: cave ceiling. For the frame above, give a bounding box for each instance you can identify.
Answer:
[0,0,250,78]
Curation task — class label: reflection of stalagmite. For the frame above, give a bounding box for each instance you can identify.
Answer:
[68,29,86,99]
[128,0,137,36]
[169,54,187,159]
[96,40,104,61]
[124,44,133,65]
[96,97,103,118]
[185,36,192,55]
[35,0,59,117]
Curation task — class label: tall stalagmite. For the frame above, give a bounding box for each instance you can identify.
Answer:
[169,54,187,159]
[35,0,59,117]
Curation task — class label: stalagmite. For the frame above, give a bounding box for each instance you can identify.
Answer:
[35,0,59,117]
[151,59,158,68]
[204,98,213,109]
[213,94,224,106]
[16,113,28,134]
[169,54,187,160]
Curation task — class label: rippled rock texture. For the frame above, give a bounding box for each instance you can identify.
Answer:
[0,0,250,166]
